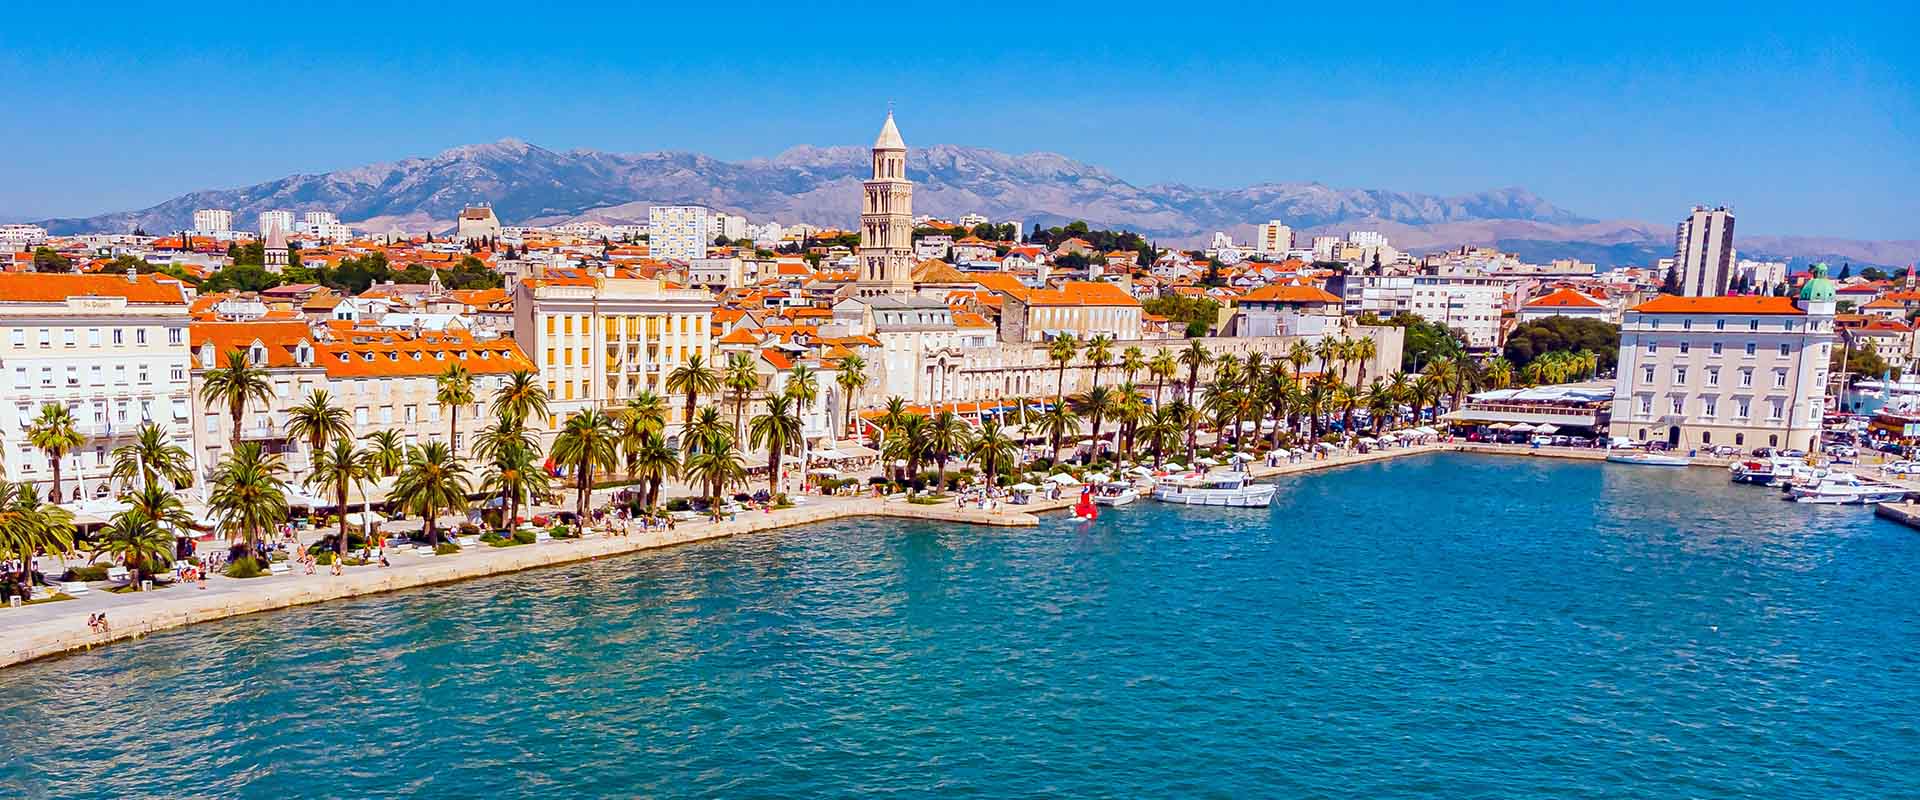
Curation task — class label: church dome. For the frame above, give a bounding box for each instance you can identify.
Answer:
[1799,262,1837,302]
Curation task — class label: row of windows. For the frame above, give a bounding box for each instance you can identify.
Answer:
[12,363,184,389]
[1636,394,1810,421]
[7,326,183,348]
[1639,365,1792,389]
[543,313,706,338]
[1646,317,1807,332]
[1645,340,1790,357]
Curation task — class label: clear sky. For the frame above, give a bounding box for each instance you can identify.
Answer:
[1,1,1914,239]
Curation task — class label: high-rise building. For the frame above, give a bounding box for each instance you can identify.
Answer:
[192,209,233,234]
[648,206,711,262]
[1256,220,1293,254]
[257,210,295,237]
[855,111,915,297]
[1674,205,1736,297]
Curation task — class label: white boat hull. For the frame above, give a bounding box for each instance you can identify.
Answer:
[1150,484,1278,508]
[1606,453,1691,467]
[1092,488,1139,507]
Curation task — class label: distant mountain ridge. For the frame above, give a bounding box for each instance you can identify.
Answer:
[36,138,1919,268]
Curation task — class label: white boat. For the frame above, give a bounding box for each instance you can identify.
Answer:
[1091,483,1140,507]
[1605,450,1691,467]
[1785,472,1909,505]
[1151,471,1277,507]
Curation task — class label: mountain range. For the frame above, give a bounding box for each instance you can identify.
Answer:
[35,138,1920,268]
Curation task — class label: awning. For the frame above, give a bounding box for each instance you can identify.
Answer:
[1488,423,1512,431]
[1047,473,1080,486]
[1533,424,1560,435]
[1010,482,1038,492]
[1509,423,1536,432]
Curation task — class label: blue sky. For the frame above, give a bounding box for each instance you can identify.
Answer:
[0,1,1914,239]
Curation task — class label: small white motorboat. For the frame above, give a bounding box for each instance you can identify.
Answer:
[1151,471,1277,508]
[1785,472,1908,505]
[1092,482,1140,507]
[1605,450,1691,467]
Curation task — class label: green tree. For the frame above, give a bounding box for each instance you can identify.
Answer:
[435,363,474,452]
[835,354,869,435]
[924,410,972,486]
[200,349,272,447]
[26,404,84,503]
[666,354,722,440]
[1502,316,1621,374]
[0,482,74,599]
[749,393,803,495]
[966,419,1018,484]
[550,410,619,535]
[389,441,470,547]
[31,247,74,272]
[480,434,547,534]
[109,422,193,492]
[287,390,353,459]
[631,432,680,510]
[306,440,369,556]
[208,442,290,555]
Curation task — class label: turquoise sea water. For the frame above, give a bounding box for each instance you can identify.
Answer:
[3,452,1918,798]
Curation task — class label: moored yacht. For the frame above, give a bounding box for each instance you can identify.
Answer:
[1151,471,1277,507]
[1785,472,1909,505]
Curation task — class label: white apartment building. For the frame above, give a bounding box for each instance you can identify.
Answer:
[1735,259,1789,294]
[1610,272,1836,452]
[0,224,49,250]
[1675,205,1736,297]
[0,273,196,501]
[257,210,295,237]
[1349,231,1388,249]
[648,205,711,262]
[1329,274,1506,349]
[709,212,748,243]
[512,270,716,444]
[958,213,989,229]
[1256,221,1293,255]
[191,209,234,236]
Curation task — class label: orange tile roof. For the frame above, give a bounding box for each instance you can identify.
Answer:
[717,326,761,345]
[0,273,191,305]
[316,330,534,379]
[760,348,794,370]
[953,311,994,329]
[190,320,316,368]
[1239,284,1342,304]
[1630,295,1805,315]
[1524,287,1604,309]
[1024,281,1141,307]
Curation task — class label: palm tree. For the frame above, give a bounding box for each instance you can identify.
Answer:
[665,353,721,436]
[1070,386,1117,464]
[435,362,475,452]
[481,436,547,535]
[389,441,470,547]
[287,389,352,467]
[1314,338,1341,378]
[1286,340,1313,380]
[749,392,803,495]
[686,407,730,457]
[1484,357,1514,390]
[722,353,760,441]
[1047,332,1080,407]
[966,419,1018,486]
[94,505,176,589]
[1144,402,1189,467]
[877,396,910,444]
[26,404,84,503]
[200,348,272,447]
[0,482,74,599]
[1333,382,1360,438]
[1385,373,1413,429]
[1422,358,1459,416]
[1351,336,1379,386]
[1177,341,1210,455]
[1083,333,1114,390]
[835,354,869,436]
[1210,356,1244,446]
[1120,346,1147,386]
[784,364,821,475]
[618,391,669,477]
[1148,351,1178,408]
[1039,403,1082,465]
[1303,376,1334,442]
[925,410,971,487]
[207,442,289,556]
[682,437,747,519]
[109,422,192,492]
[491,369,550,426]
[631,432,680,510]
[1366,378,1396,434]
[365,430,406,478]
[1111,382,1148,463]
[886,414,931,479]
[307,440,369,556]
[550,410,618,536]
[1410,373,1443,424]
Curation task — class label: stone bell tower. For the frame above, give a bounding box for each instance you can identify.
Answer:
[856,111,915,297]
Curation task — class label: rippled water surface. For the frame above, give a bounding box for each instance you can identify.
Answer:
[4,453,1919,798]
